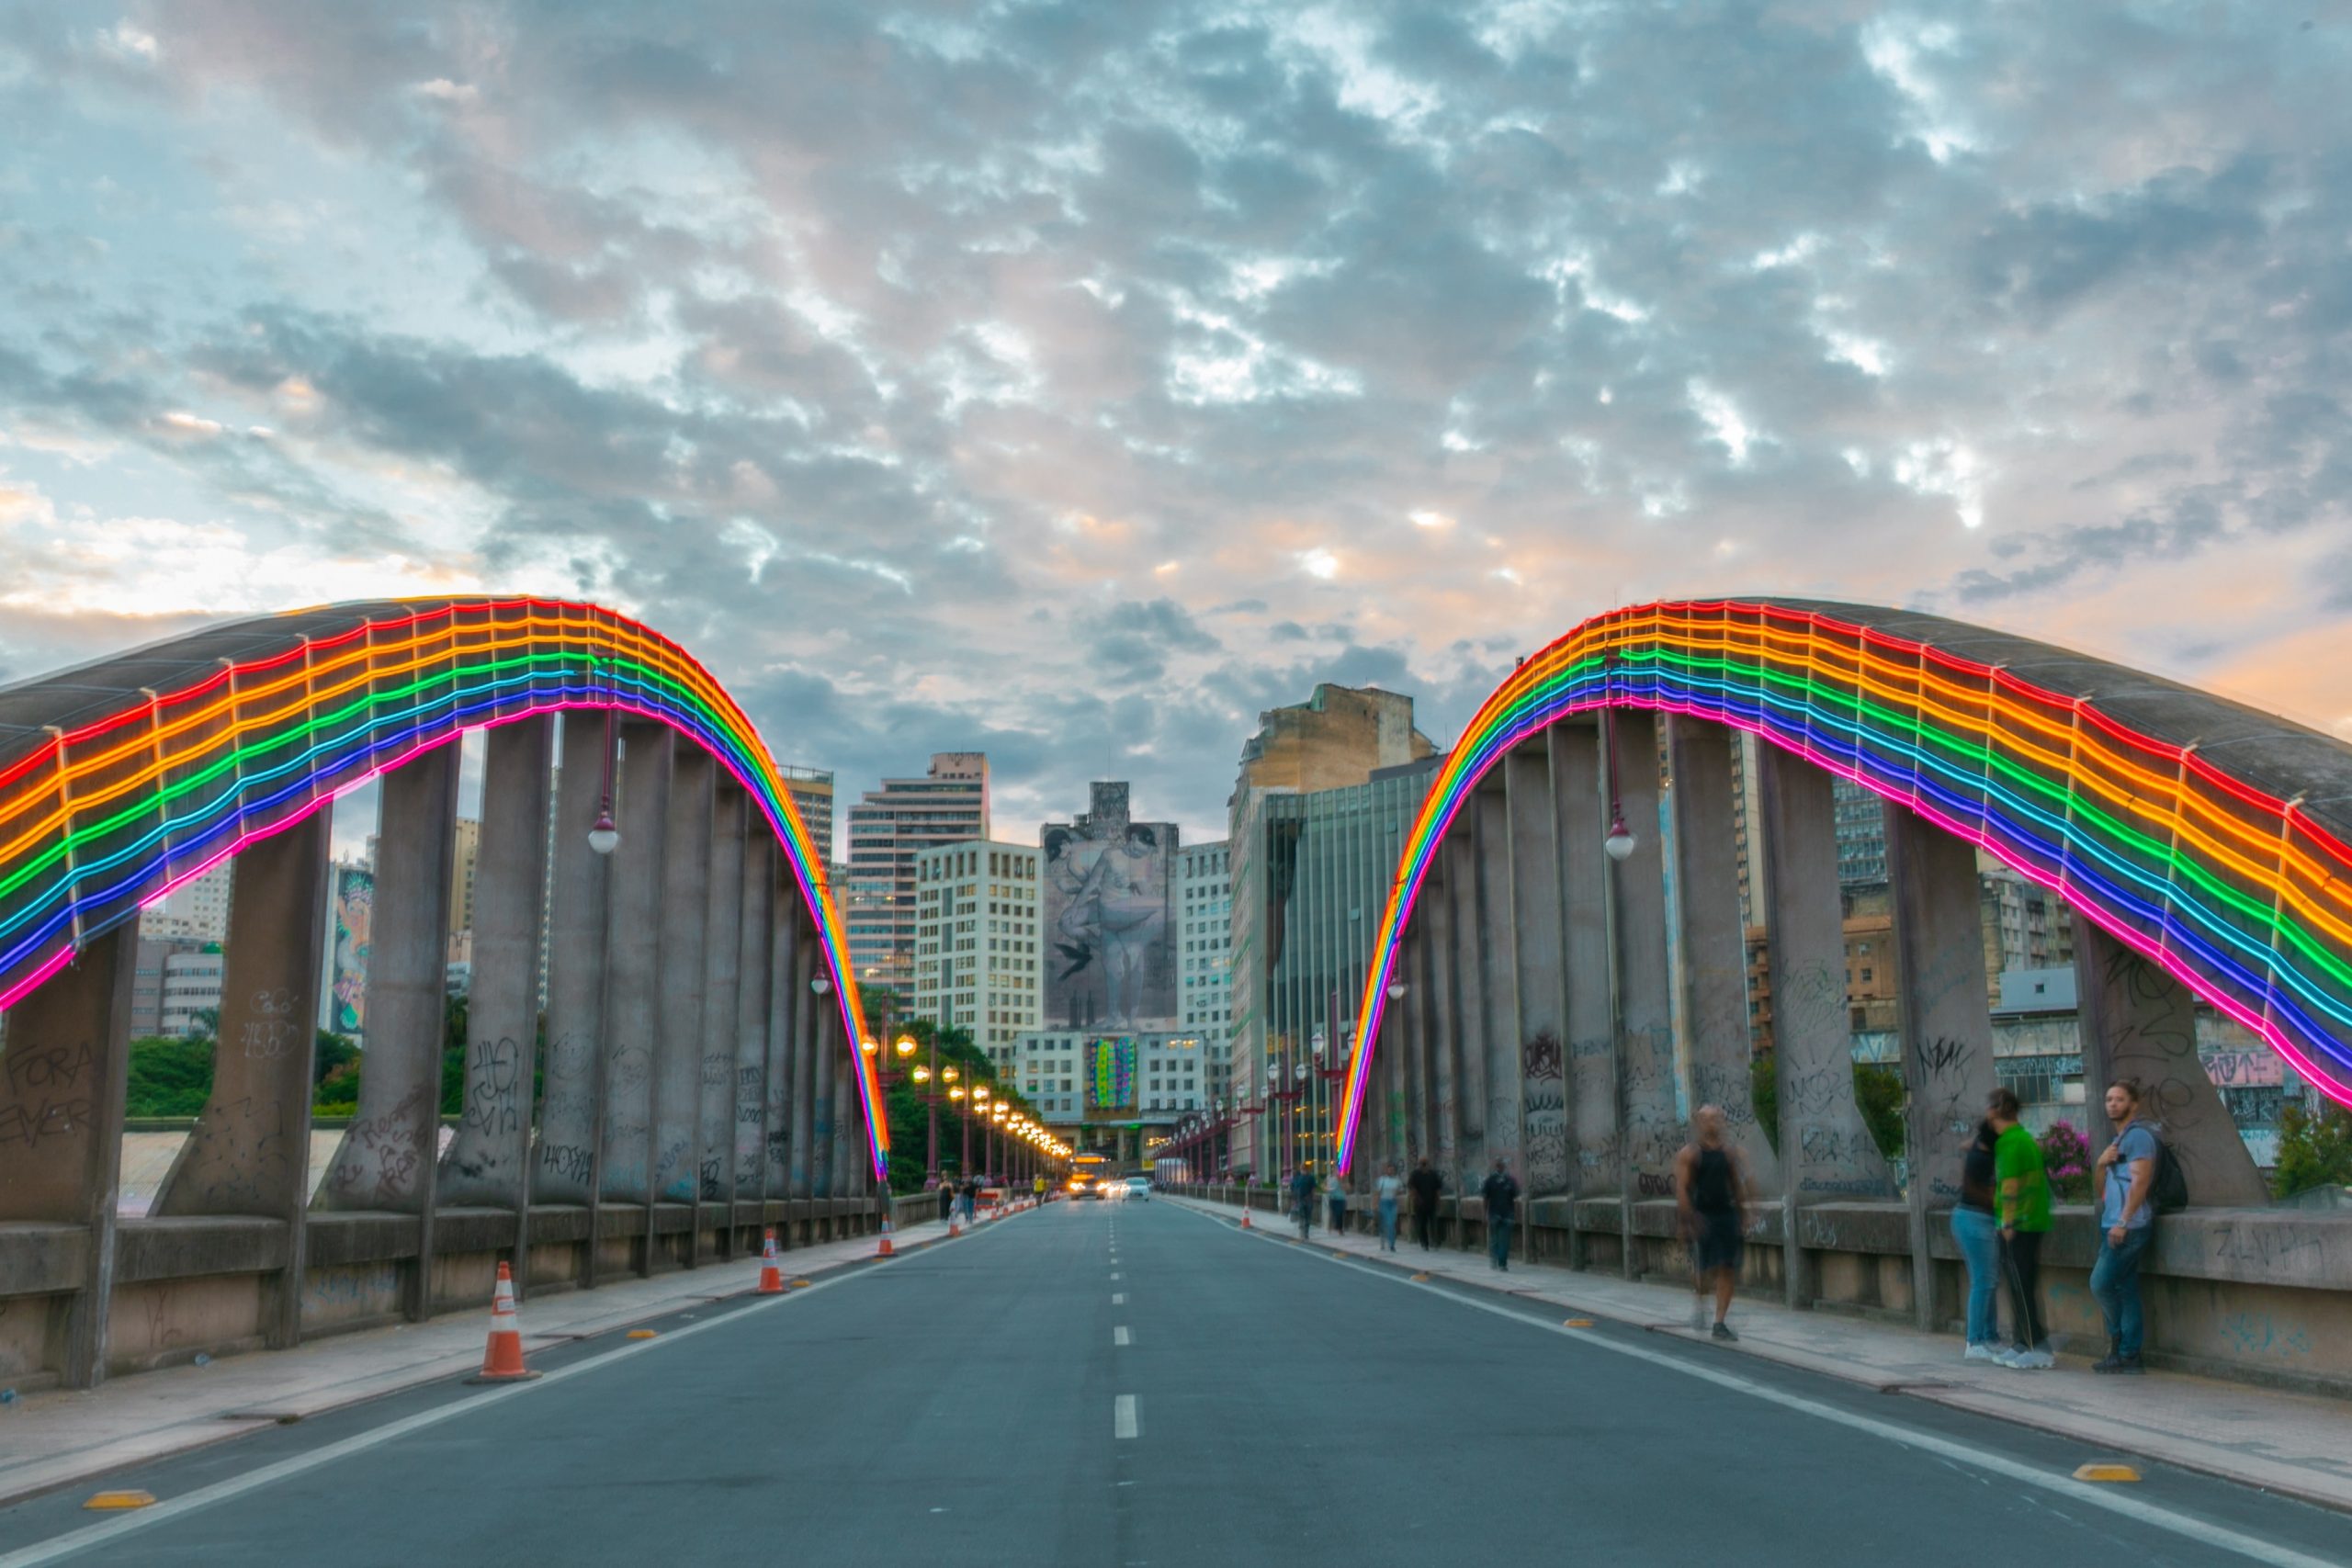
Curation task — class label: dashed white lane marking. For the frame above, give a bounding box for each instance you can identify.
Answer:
[1112,1292,1125,1304]
[1114,1394,1140,1439]
[1170,1201,2339,1568]
[1114,1326,1131,1347]
[1111,1271,1123,1280]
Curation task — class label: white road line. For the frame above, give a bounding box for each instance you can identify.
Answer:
[0,1235,986,1568]
[1112,1292,1125,1304]
[1114,1326,1131,1347]
[1114,1394,1140,1439]
[1110,1271,1122,1280]
[1175,1203,2336,1568]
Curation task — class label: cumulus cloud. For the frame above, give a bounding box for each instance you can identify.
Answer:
[0,0,2348,846]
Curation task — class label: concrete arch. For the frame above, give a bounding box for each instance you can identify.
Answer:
[0,595,883,1174]
[1340,598,2352,1169]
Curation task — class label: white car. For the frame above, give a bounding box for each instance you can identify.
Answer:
[1124,1176,1151,1201]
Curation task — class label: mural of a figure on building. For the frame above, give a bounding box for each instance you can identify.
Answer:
[1044,793,1176,1031]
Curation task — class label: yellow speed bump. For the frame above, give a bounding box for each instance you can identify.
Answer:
[84,1490,156,1510]
[625,1329,659,1340]
[790,1280,813,1290]
[1410,1272,1431,1282]
[1564,1318,1596,1328]
[2072,1462,2142,1483]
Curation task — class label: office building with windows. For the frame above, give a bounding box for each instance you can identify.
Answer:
[914,840,1041,1066]
[844,752,989,1001]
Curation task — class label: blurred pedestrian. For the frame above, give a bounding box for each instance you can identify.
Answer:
[1328,1175,1350,1236]
[1407,1157,1443,1251]
[1952,1104,2002,1361]
[937,1179,956,1224]
[1480,1158,1521,1271]
[1375,1161,1403,1252]
[2090,1078,2159,1374]
[958,1177,978,1225]
[1288,1165,1318,1239]
[1991,1087,2054,1370]
[1673,1104,1750,1341]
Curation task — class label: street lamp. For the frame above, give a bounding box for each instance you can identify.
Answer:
[588,706,620,854]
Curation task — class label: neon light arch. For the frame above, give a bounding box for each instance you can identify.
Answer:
[0,596,885,1178]
[1339,598,2352,1173]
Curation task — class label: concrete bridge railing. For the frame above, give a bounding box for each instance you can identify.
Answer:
[0,599,888,1393]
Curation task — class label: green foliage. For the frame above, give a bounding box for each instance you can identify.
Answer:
[2271,1100,2352,1200]
[125,1035,215,1116]
[1749,1055,1904,1160]
[440,990,469,1115]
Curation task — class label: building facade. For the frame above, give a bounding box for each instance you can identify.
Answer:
[1013,1027,1211,1165]
[1228,685,1439,1180]
[844,752,989,1002]
[1177,839,1234,1113]
[159,947,225,1038]
[1040,783,1179,1033]
[914,840,1042,1066]
[778,764,836,862]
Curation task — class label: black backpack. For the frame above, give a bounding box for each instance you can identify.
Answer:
[2148,1127,2188,1214]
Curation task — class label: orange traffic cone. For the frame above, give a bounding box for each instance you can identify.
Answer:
[948,1213,962,1238]
[757,1229,786,1294]
[467,1262,539,1383]
[876,1215,896,1258]
[1239,1206,1253,1229]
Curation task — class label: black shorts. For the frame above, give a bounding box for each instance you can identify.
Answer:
[1693,1210,1743,1272]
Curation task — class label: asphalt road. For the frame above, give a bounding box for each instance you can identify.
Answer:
[4,1198,2349,1567]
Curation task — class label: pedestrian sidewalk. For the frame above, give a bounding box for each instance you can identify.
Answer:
[0,1211,995,1507]
[1170,1197,2352,1515]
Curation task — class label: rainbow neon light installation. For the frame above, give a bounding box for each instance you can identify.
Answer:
[0,597,885,1177]
[1338,599,2352,1173]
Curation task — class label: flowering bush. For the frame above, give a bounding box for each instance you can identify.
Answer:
[2041,1120,2092,1201]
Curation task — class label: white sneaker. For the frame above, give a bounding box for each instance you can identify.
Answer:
[1964,1342,1999,1363]
[2011,1348,2056,1370]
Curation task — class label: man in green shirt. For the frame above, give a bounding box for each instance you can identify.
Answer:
[1988,1088,2053,1369]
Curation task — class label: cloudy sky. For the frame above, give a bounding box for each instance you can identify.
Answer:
[2,2,2347,852]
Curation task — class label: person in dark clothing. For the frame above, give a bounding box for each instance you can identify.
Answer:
[1406,1158,1443,1251]
[1673,1105,1751,1342]
[1479,1159,1521,1270]
[1327,1176,1349,1236]
[937,1180,956,1224]
[1287,1166,1318,1238]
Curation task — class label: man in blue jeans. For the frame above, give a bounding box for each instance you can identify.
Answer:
[2090,1077,2160,1374]
[1479,1159,1521,1271]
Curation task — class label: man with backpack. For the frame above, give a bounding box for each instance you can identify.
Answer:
[2090,1077,2168,1374]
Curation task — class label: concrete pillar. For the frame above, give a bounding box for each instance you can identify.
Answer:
[0,923,135,1387]
[651,747,714,1215]
[1504,745,1570,1196]
[1424,854,1462,1187]
[537,712,614,1215]
[1474,783,1521,1179]
[1399,925,1430,1167]
[811,1001,838,1200]
[1552,719,1617,1207]
[2073,918,2268,1205]
[153,810,332,1348]
[790,933,820,1197]
[317,744,456,1235]
[696,784,746,1252]
[1666,716,1779,1190]
[829,1049,857,1199]
[439,716,553,1228]
[1610,709,1679,1224]
[1759,747,1894,1307]
[1887,801,2003,1327]
[1446,829,1489,1187]
[762,891,798,1200]
[599,721,672,1212]
[734,832,774,1203]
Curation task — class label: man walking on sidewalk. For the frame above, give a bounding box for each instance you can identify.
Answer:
[2091,1078,2160,1374]
[1327,1173,1350,1236]
[1288,1165,1318,1239]
[1407,1157,1443,1251]
[1674,1105,1750,1342]
[1480,1159,1521,1271]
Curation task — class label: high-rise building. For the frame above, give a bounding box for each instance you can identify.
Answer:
[130,934,209,1038]
[914,840,1041,1065]
[1040,783,1178,1033]
[778,764,836,862]
[139,858,232,942]
[450,816,481,938]
[160,947,225,1037]
[1014,1028,1209,1165]
[845,753,989,1002]
[1228,685,1438,1179]
[1177,840,1234,1111]
[1832,775,1888,888]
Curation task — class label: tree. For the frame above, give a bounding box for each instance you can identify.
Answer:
[125,1035,215,1117]
[2271,1100,2352,1200]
